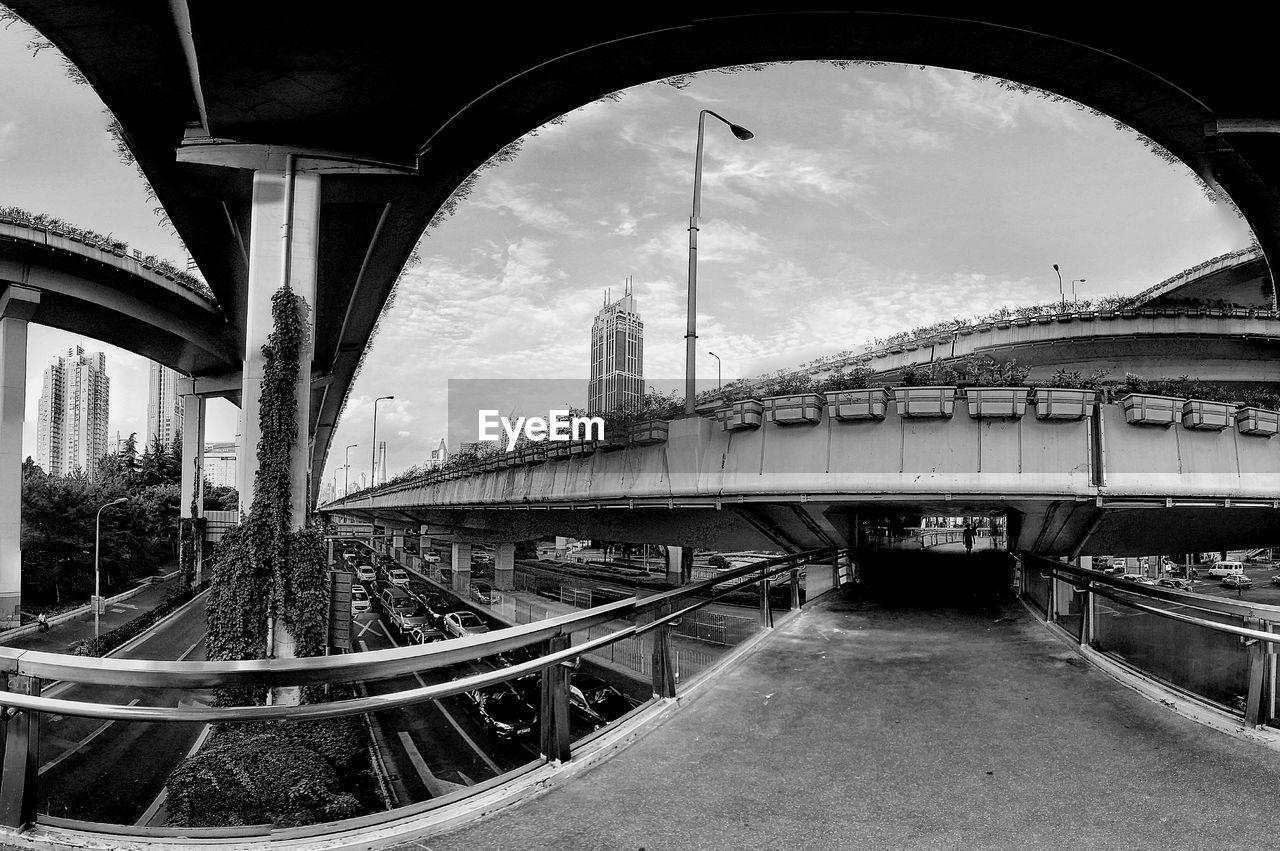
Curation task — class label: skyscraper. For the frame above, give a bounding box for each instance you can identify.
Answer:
[146,361,183,450]
[588,280,644,414]
[36,346,109,476]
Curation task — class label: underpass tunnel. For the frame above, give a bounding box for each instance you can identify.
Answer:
[848,510,1016,611]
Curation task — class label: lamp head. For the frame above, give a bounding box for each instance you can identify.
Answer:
[1053,264,1059,272]
[111,497,127,506]
[730,124,754,141]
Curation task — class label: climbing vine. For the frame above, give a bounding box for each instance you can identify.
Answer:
[204,286,330,705]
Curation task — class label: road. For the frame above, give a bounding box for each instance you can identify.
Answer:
[36,593,211,824]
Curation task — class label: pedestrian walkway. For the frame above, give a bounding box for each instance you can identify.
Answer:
[407,588,1280,850]
[0,574,185,653]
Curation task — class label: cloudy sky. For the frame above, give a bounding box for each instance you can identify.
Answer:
[0,19,1255,492]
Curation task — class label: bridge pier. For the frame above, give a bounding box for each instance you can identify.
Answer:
[0,287,39,628]
[495,542,515,590]
[452,542,472,593]
[237,168,320,519]
[179,392,206,585]
[664,546,692,585]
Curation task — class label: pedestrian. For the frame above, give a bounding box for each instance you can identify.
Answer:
[36,612,49,633]
[963,524,975,555]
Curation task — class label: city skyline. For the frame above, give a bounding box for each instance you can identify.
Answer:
[35,345,108,476]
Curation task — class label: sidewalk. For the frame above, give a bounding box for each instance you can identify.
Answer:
[0,574,186,653]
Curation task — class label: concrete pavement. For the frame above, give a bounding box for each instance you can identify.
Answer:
[407,587,1280,850]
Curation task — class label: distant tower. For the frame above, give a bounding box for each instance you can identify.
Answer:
[588,278,644,414]
[36,346,109,476]
[377,440,387,486]
[146,361,183,450]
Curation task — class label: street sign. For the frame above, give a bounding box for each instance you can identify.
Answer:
[329,570,353,651]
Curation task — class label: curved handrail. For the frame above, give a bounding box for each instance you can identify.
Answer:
[0,549,836,718]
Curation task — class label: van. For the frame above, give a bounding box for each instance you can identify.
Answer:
[1207,560,1245,578]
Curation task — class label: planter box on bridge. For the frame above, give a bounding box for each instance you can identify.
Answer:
[630,419,670,446]
[1236,406,1280,437]
[1030,388,1096,421]
[546,442,573,461]
[1181,399,1236,431]
[963,387,1029,418]
[568,440,597,458]
[824,388,891,421]
[893,386,957,418]
[1120,393,1181,426]
[763,393,825,425]
[519,444,547,465]
[720,399,764,431]
[598,433,630,451]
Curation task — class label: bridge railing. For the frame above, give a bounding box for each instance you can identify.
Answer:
[1019,553,1280,727]
[0,548,841,842]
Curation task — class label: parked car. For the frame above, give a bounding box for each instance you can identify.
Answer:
[390,602,431,634]
[350,584,371,614]
[443,610,492,638]
[355,564,377,583]
[470,581,498,605]
[571,673,634,722]
[1101,565,1126,576]
[1208,560,1246,578]
[387,568,411,588]
[1166,564,1200,579]
[409,626,447,645]
[421,551,441,563]
[413,593,450,624]
[1157,578,1194,591]
[1118,573,1145,583]
[458,682,536,739]
[1222,574,1254,589]
[472,551,494,566]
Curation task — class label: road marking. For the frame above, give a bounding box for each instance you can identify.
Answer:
[134,721,213,826]
[379,627,504,776]
[39,698,142,775]
[355,617,385,639]
[176,636,204,661]
[397,731,467,798]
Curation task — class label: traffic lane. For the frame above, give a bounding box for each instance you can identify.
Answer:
[354,612,528,796]
[37,594,212,824]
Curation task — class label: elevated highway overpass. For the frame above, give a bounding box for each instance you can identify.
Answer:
[323,394,1280,561]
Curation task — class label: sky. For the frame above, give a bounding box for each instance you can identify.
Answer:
[0,18,1256,493]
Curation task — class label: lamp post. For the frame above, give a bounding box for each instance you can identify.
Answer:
[686,109,754,414]
[94,497,127,640]
[370,395,394,551]
[1053,264,1064,309]
[1071,278,1086,303]
[708,351,722,391]
[344,443,358,497]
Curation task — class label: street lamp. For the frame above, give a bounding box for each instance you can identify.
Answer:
[707,351,722,391]
[94,497,127,640]
[686,109,754,414]
[1071,278,1086,303]
[370,395,394,551]
[1053,264,1064,309]
[344,443,358,497]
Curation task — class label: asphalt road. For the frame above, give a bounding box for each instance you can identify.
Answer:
[36,593,211,824]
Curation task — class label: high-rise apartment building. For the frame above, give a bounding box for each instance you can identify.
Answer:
[146,362,183,450]
[203,441,238,489]
[36,346,109,476]
[587,281,644,414]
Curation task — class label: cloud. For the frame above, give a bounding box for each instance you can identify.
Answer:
[0,120,16,159]
[474,177,572,231]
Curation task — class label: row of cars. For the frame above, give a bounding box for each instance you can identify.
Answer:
[1096,558,1278,591]
[339,542,639,740]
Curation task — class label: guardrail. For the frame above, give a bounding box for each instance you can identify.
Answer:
[0,548,842,841]
[1019,553,1280,728]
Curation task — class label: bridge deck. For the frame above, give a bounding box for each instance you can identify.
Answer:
[414,587,1280,850]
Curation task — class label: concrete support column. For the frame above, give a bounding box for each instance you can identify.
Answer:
[179,394,206,585]
[236,167,320,709]
[665,545,684,585]
[452,542,472,593]
[495,542,516,590]
[0,288,38,628]
[237,169,320,519]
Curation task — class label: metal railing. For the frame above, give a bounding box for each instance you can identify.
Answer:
[1019,553,1280,726]
[0,548,840,840]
